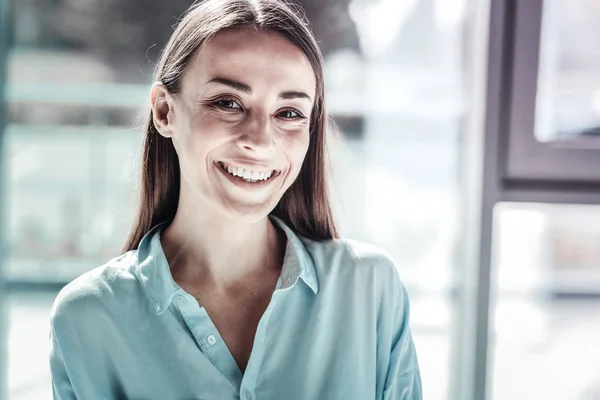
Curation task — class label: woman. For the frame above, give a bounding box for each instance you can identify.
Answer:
[49,0,422,399]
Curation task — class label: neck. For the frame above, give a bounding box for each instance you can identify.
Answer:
[160,193,285,293]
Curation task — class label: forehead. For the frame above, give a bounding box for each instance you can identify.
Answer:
[182,27,317,96]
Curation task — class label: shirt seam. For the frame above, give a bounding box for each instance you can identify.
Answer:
[344,240,362,264]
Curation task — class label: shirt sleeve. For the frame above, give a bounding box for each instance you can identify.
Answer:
[382,275,423,400]
[48,289,114,400]
[49,318,77,400]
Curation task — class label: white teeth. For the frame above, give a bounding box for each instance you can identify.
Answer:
[241,169,253,180]
[221,163,275,182]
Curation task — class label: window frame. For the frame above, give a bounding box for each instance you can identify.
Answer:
[504,0,600,185]
[0,0,11,397]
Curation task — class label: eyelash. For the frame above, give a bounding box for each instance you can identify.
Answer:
[212,97,306,120]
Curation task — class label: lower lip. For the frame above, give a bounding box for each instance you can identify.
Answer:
[215,162,279,190]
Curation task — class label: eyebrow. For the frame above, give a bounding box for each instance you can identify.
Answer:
[206,77,313,102]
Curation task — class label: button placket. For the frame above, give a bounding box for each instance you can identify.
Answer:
[180,302,246,388]
[239,291,281,399]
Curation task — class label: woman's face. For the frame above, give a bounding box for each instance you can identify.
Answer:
[153,27,317,222]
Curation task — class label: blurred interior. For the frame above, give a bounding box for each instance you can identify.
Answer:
[1,0,600,399]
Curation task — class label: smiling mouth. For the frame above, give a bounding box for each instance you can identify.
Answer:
[216,161,281,183]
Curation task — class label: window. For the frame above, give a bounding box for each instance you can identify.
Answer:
[505,0,600,183]
[490,203,600,400]
[535,0,600,145]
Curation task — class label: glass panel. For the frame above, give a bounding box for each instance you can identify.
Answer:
[490,203,600,400]
[6,291,56,400]
[5,125,140,282]
[3,0,476,399]
[535,0,600,145]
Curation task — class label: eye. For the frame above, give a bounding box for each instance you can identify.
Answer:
[213,98,243,110]
[277,109,305,120]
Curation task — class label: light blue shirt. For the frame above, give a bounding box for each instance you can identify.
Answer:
[49,215,422,399]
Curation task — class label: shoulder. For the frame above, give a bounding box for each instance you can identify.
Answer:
[341,238,397,271]
[301,236,412,325]
[301,236,405,292]
[50,251,140,325]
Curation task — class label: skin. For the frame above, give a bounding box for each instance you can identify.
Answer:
[150,27,317,371]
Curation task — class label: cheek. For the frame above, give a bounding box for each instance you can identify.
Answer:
[283,132,310,170]
[183,115,229,154]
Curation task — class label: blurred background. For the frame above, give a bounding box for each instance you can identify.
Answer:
[1,0,600,399]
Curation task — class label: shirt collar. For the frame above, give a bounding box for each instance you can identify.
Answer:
[136,222,180,315]
[136,215,319,315]
[270,214,319,295]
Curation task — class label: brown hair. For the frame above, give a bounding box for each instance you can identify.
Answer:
[122,0,338,252]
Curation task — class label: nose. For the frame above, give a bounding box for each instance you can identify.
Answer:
[236,112,275,153]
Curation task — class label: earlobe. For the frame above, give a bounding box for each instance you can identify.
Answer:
[151,83,175,138]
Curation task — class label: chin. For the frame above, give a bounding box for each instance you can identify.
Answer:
[221,201,278,224]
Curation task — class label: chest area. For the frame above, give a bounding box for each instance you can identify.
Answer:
[127,286,373,399]
[191,288,276,372]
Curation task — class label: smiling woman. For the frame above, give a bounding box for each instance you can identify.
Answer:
[148,26,317,229]
[47,1,422,399]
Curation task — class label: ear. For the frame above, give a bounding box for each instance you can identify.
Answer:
[151,83,176,138]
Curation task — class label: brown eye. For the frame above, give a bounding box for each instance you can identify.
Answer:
[214,99,242,110]
[277,109,305,120]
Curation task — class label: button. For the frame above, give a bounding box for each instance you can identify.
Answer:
[287,277,293,284]
[206,334,217,346]
[244,390,252,400]
[178,296,186,305]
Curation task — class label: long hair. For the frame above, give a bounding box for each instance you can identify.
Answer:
[122,0,338,252]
